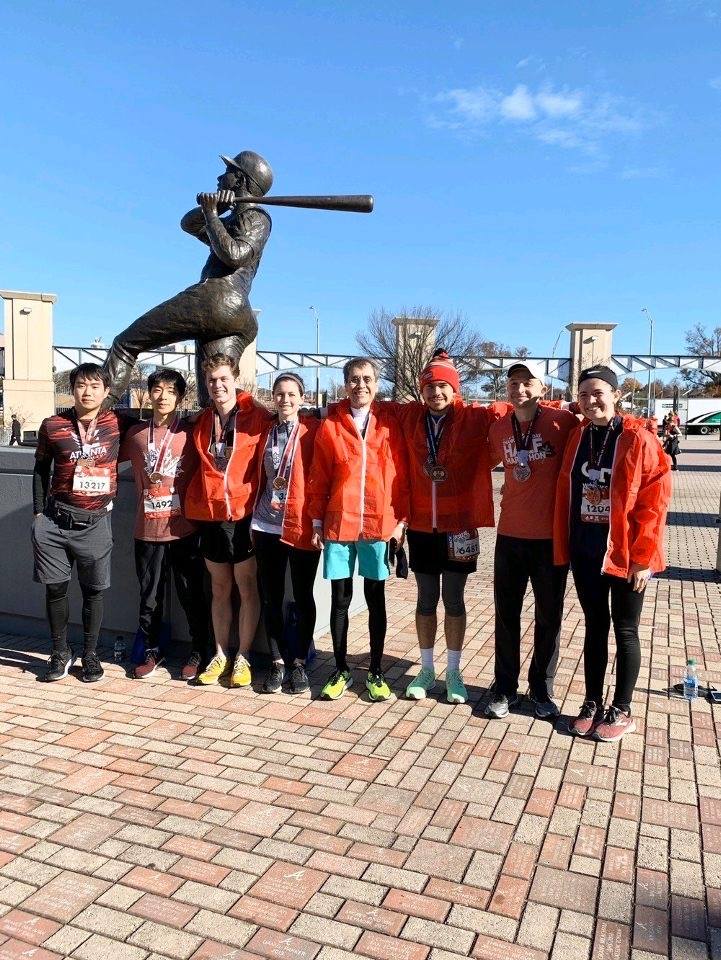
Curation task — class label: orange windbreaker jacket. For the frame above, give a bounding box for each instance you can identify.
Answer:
[553,416,672,577]
[254,415,320,551]
[306,400,410,542]
[386,398,509,533]
[184,393,272,522]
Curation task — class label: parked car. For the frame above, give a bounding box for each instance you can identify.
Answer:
[685,411,721,435]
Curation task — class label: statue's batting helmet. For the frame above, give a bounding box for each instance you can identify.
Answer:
[220,151,273,196]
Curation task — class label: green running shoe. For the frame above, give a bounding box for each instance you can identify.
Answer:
[366,670,392,702]
[406,667,436,700]
[446,669,468,704]
[321,669,353,700]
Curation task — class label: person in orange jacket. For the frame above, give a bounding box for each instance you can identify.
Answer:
[251,373,321,696]
[307,357,409,702]
[387,351,505,705]
[185,353,272,687]
[554,366,672,742]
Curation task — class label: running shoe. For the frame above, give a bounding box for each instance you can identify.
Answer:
[230,654,252,688]
[366,670,392,702]
[570,700,604,737]
[406,667,436,700]
[321,669,353,700]
[484,688,519,719]
[289,663,310,694]
[181,651,203,682]
[594,705,636,743]
[134,647,163,680]
[529,693,560,719]
[197,653,229,686]
[446,669,468,704]
[81,652,105,683]
[262,662,285,693]
[42,650,74,683]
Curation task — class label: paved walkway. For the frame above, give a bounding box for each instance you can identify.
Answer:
[0,439,719,960]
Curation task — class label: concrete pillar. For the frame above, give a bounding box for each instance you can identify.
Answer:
[392,315,437,400]
[1,290,57,434]
[566,322,617,397]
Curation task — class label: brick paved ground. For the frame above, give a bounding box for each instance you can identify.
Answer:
[0,438,719,960]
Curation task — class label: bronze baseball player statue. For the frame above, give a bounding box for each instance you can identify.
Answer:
[104,151,373,405]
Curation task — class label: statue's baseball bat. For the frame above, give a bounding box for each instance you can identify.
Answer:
[233,194,374,213]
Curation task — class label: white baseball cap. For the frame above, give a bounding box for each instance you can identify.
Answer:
[507,359,546,381]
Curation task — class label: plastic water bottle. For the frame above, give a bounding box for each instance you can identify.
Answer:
[113,635,126,664]
[683,658,698,700]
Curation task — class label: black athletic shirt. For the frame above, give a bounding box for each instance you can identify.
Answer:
[569,417,621,561]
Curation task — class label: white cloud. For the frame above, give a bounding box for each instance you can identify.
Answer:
[620,166,664,180]
[425,79,652,161]
[710,75,721,89]
[500,85,537,120]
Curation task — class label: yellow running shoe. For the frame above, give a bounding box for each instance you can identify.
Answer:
[230,654,252,688]
[196,653,228,686]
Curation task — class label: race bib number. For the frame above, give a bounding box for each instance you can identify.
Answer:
[447,529,480,562]
[143,492,181,518]
[581,483,610,523]
[72,467,111,495]
[270,488,288,512]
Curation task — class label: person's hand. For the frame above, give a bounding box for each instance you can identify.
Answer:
[390,522,406,547]
[197,192,221,215]
[216,189,236,209]
[311,531,324,550]
[628,562,652,592]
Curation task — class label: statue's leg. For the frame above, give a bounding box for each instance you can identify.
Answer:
[195,317,258,408]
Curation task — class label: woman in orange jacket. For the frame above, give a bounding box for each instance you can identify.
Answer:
[389,351,505,705]
[185,353,272,687]
[251,374,321,695]
[553,366,672,742]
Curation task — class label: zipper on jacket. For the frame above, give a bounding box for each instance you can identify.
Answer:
[431,475,437,530]
[351,411,369,538]
[222,411,238,520]
[601,433,621,575]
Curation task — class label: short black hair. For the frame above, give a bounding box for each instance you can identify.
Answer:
[69,363,110,389]
[147,367,187,399]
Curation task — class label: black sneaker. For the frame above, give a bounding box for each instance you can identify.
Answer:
[42,650,75,682]
[484,688,520,718]
[81,652,105,683]
[289,663,310,694]
[529,693,560,719]
[262,662,285,693]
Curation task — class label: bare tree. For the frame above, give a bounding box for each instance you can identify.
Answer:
[356,307,521,401]
[681,323,721,395]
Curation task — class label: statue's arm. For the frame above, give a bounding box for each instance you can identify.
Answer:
[203,210,270,269]
[180,207,210,245]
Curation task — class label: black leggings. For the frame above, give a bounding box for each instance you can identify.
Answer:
[571,552,645,712]
[331,578,386,674]
[254,531,320,664]
[46,581,104,654]
[415,571,468,617]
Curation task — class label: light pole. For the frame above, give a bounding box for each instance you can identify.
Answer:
[309,305,320,405]
[642,307,655,417]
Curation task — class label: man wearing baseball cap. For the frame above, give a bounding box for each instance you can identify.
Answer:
[485,360,578,720]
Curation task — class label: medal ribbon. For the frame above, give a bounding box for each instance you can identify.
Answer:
[74,411,99,458]
[212,409,236,457]
[588,415,620,473]
[272,419,301,484]
[511,407,539,458]
[424,412,447,467]
[148,414,179,478]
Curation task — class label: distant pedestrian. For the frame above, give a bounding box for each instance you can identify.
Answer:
[9,414,21,446]
[663,419,681,471]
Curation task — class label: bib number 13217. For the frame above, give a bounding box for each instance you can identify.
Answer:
[73,468,111,494]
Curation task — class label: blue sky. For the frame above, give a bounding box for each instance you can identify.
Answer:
[3,0,721,372]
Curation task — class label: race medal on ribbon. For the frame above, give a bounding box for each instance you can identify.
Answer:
[430,464,448,483]
[272,475,288,491]
[513,463,531,482]
[585,484,603,506]
[149,471,164,484]
[77,454,96,467]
